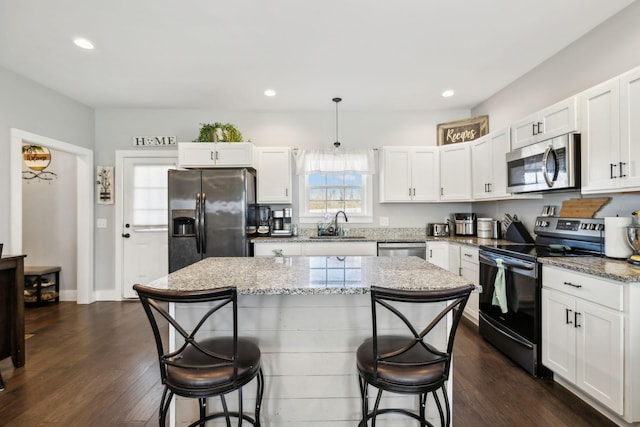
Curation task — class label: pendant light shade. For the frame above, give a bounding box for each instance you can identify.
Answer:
[333,97,342,150]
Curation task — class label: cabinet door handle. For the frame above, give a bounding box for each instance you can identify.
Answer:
[409,188,412,197]
[563,281,582,289]
[429,249,433,258]
[574,311,581,328]
[620,162,627,178]
[413,188,416,196]
[285,188,288,196]
[537,121,543,134]
[532,123,538,135]
[610,163,618,179]
[210,151,215,161]
[440,188,444,196]
[215,151,219,161]
[464,253,472,258]
[565,308,573,325]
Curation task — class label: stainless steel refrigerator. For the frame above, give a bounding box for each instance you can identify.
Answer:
[168,168,256,273]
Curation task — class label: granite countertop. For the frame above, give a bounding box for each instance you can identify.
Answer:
[146,256,474,295]
[251,234,513,247]
[540,256,640,283]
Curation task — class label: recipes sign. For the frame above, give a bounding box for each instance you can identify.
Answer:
[437,115,489,145]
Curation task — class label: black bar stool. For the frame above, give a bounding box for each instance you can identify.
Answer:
[356,284,474,427]
[134,284,264,427]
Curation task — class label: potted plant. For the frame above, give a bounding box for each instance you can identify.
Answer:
[194,122,243,142]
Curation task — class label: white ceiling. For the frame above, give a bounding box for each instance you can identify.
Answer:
[0,0,634,111]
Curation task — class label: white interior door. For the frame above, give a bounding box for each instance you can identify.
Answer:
[121,157,176,298]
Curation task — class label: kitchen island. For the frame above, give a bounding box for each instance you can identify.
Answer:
[145,256,473,426]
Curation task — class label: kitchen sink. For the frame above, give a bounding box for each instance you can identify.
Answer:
[308,235,367,240]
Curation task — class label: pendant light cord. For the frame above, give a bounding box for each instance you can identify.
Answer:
[333,97,341,149]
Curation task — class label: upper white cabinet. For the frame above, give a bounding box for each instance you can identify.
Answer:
[256,147,292,204]
[471,127,511,200]
[379,147,439,202]
[440,141,471,201]
[580,67,640,194]
[178,142,254,168]
[511,97,579,150]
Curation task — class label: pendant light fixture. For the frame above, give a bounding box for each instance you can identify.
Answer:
[332,97,342,151]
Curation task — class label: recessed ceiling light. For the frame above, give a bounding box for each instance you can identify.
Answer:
[442,90,455,98]
[264,89,277,97]
[73,38,95,50]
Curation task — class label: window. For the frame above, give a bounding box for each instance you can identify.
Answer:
[295,148,375,224]
[299,172,372,223]
[132,164,173,226]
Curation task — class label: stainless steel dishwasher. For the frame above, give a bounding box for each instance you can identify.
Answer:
[377,242,426,259]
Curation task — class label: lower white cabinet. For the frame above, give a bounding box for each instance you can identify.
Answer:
[253,241,377,257]
[426,241,449,270]
[542,266,624,415]
[459,246,479,323]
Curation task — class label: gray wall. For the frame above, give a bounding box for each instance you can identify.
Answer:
[0,65,94,249]
[4,1,640,297]
[471,1,640,231]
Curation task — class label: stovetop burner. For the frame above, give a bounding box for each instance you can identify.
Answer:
[481,216,605,261]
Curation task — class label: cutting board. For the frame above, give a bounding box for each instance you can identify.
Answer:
[559,197,610,218]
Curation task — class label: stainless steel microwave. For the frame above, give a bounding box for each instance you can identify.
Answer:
[506,133,580,194]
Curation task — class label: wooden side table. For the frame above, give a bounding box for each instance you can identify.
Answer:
[24,266,60,305]
[0,255,26,391]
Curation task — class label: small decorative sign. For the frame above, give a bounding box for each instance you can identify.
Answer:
[132,136,177,147]
[22,144,57,181]
[437,115,489,145]
[96,166,114,205]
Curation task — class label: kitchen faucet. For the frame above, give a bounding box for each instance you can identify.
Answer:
[334,210,348,236]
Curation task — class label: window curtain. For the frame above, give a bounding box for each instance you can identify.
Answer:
[293,149,376,175]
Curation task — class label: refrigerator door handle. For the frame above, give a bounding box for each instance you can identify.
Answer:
[195,193,201,253]
[201,192,207,254]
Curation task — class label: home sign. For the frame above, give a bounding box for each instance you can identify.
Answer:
[132,136,177,146]
[437,115,489,145]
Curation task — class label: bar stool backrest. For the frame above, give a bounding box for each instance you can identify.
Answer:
[369,285,473,382]
[133,285,239,386]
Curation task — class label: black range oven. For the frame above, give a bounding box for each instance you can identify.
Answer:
[478,217,604,377]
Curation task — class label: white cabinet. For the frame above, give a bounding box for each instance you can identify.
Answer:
[471,128,511,200]
[542,266,624,415]
[253,241,377,257]
[511,97,578,150]
[580,67,640,194]
[253,242,303,257]
[178,142,254,168]
[379,147,439,202]
[439,142,471,201]
[256,147,292,203]
[459,246,479,323]
[444,244,479,323]
[426,241,449,270]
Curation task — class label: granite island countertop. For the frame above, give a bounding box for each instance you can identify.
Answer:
[539,256,640,283]
[146,256,474,295]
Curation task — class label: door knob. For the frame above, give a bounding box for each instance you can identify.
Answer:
[122,233,131,238]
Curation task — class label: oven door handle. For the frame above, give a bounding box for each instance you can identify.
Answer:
[479,253,535,270]
[542,145,559,188]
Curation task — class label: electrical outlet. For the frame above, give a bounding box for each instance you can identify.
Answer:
[97,218,107,228]
[379,216,389,226]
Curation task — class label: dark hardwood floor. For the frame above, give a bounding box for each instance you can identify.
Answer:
[0,302,617,426]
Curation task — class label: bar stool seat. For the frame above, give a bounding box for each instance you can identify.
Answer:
[356,285,474,427]
[133,284,264,427]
